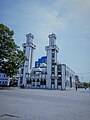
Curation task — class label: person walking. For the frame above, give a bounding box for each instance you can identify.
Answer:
[76,83,78,91]
[89,82,90,90]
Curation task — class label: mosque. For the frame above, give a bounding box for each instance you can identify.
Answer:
[18,33,75,90]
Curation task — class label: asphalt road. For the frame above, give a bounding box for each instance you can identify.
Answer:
[0,88,90,120]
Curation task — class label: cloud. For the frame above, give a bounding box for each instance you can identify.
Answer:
[16,0,65,43]
[0,0,90,81]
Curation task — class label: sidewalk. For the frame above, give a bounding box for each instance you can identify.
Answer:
[0,88,90,120]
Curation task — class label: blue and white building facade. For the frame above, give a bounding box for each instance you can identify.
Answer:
[18,33,36,87]
[45,34,59,89]
[60,64,75,89]
[0,73,8,86]
[18,33,76,90]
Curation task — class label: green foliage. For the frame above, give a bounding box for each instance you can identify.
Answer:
[0,23,26,77]
[82,82,89,87]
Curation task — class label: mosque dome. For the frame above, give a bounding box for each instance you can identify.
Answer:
[34,67,42,72]
[40,63,46,68]
[30,67,42,74]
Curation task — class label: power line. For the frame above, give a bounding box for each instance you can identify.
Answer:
[76,72,90,75]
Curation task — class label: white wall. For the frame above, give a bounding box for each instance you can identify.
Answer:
[46,50,52,89]
[61,65,66,90]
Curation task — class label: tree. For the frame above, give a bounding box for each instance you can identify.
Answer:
[82,82,89,88]
[0,23,26,77]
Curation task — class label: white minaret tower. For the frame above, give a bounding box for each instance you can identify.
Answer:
[45,33,59,89]
[22,33,36,86]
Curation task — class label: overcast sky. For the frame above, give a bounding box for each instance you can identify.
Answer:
[0,0,90,82]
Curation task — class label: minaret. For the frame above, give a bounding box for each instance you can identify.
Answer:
[45,33,59,89]
[22,33,36,86]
